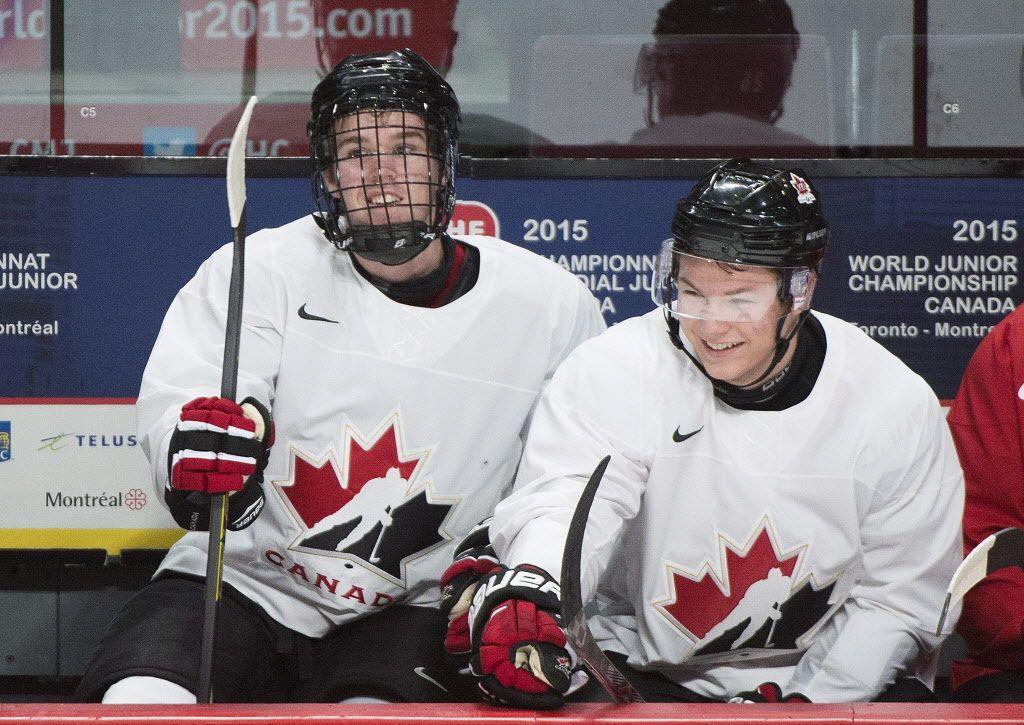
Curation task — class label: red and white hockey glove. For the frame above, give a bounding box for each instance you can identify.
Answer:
[467,564,574,710]
[165,396,273,532]
[729,682,811,703]
[439,519,500,666]
[168,396,271,493]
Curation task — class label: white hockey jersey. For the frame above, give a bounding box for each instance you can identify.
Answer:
[491,309,964,703]
[137,215,605,637]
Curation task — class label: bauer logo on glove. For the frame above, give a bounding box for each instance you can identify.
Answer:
[471,567,561,609]
[466,564,574,710]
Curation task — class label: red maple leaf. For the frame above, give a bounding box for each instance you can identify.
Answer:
[662,526,799,640]
[277,421,422,529]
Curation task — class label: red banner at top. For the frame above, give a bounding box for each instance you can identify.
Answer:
[179,0,457,73]
[0,0,47,70]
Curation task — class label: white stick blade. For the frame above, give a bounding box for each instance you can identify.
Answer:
[227,95,258,227]
[946,533,996,608]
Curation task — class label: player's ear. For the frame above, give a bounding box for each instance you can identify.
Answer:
[321,165,340,194]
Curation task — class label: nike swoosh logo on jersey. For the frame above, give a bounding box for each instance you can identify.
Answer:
[672,426,703,443]
[297,303,338,324]
[413,666,449,692]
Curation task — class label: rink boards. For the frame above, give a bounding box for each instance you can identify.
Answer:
[1,702,1024,723]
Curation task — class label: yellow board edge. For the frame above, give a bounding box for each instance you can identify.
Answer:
[0,528,183,555]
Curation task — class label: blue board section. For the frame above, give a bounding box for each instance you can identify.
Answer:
[2,174,1021,400]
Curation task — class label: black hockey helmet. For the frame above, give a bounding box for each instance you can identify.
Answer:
[635,0,799,124]
[308,48,461,265]
[655,158,828,403]
[672,157,827,270]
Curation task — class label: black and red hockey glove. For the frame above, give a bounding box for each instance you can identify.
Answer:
[729,682,811,703]
[165,396,273,532]
[439,519,501,666]
[467,564,574,710]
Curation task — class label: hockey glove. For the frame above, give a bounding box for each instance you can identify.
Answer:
[165,396,273,532]
[729,682,811,703]
[439,519,501,666]
[468,564,574,710]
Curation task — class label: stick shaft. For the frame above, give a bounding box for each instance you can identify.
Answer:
[197,492,228,701]
[193,94,257,703]
[197,187,249,704]
[220,213,246,401]
[560,455,642,703]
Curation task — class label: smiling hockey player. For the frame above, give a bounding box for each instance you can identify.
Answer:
[465,158,964,706]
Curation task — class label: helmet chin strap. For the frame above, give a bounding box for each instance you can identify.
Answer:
[346,222,435,266]
[314,213,435,266]
[666,309,809,405]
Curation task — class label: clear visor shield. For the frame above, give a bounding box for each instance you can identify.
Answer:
[651,241,815,323]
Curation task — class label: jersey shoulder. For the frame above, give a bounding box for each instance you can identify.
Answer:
[203,214,332,266]
[460,234,592,292]
[191,216,349,314]
[212,215,347,281]
[559,309,695,384]
[817,312,933,398]
[815,312,943,439]
[246,215,335,259]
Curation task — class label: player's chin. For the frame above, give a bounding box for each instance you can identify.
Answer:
[700,358,753,387]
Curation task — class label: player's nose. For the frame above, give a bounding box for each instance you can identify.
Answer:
[694,317,732,337]
[364,151,402,181]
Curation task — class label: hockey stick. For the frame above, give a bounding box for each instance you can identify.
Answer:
[197,95,258,704]
[560,454,644,703]
[935,527,1024,635]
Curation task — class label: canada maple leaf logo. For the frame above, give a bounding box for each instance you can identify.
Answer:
[789,172,816,204]
[275,416,426,530]
[271,414,455,579]
[655,518,810,647]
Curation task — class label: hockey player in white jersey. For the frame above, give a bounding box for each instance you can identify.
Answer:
[75,49,604,704]
[458,159,964,707]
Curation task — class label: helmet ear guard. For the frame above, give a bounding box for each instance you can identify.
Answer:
[779,266,815,312]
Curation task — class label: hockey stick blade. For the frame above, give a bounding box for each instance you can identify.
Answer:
[936,527,1024,635]
[226,95,258,229]
[220,94,257,400]
[198,94,258,704]
[560,454,643,704]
